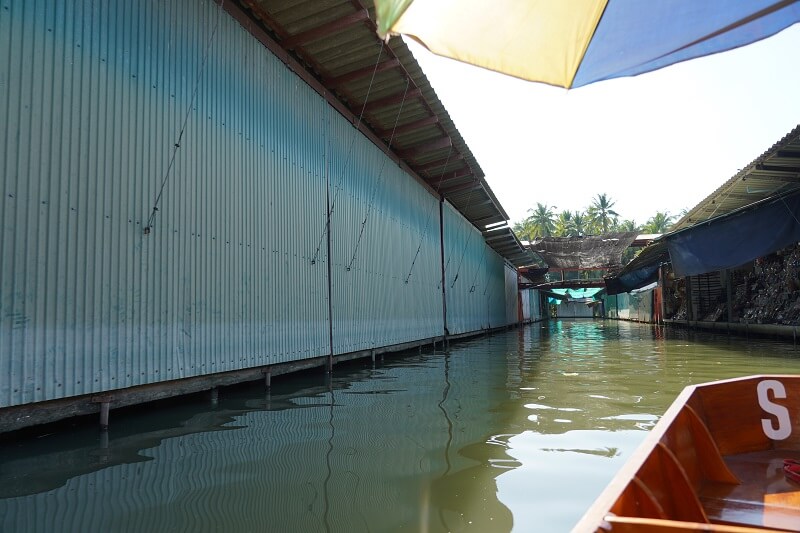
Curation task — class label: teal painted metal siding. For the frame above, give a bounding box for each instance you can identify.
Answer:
[504,263,518,325]
[485,249,507,327]
[0,0,337,407]
[0,0,520,410]
[442,201,511,334]
[327,113,442,354]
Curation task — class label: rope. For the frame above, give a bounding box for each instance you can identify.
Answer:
[144,0,223,235]
[311,42,385,264]
[404,146,453,284]
[345,78,410,271]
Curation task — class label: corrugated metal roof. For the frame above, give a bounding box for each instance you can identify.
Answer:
[226,0,534,266]
[673,124,800,231]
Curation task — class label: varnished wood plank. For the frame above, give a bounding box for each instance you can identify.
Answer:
[602,516,786,532]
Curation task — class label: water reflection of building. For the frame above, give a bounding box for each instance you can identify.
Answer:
[0,340,520,532]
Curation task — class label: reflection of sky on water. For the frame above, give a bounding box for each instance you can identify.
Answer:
[499,429,644,532]
[2,320,800,532]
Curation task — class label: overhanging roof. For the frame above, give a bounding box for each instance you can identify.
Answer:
[673,124,800,230]
[225,1,531,265]
[604,240,669,295]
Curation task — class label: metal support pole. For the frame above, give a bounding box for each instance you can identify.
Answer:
[265,368,272,389]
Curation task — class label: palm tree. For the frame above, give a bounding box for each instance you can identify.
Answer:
[554,210,572,237]
[527,203,556,238]
[615,219,639,232]
[642,211,675,233]
[512,218,535,242]
[587,193,619,234]
[571,211,587,237]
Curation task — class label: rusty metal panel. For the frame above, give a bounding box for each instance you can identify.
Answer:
[327,113,443,354]
[0,0,333,407]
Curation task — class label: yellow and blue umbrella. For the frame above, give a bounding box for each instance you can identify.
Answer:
[375,0,800,88]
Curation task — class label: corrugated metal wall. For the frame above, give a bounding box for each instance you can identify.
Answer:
[604,294,620,319]
[521,289,542,322]
[486,249,507,327]
[602,292,654,322]
[0,0,519,410]
[531,289,542,320]
[521,290,531,321]
[441,202,512,334]
[2,0,335,407]
[442,202,488,334]
[327,114,442,354]
[557,301,594,318]
[629,290,654,322]
[504,263,518,325]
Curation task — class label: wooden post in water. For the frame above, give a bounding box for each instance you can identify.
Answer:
[92,394,112,431]
[99,429,110,463]
[99,401,110,431]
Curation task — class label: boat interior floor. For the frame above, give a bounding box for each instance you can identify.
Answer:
[700,449,800,531]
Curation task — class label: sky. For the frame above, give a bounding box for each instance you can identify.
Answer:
[403,24,800,228]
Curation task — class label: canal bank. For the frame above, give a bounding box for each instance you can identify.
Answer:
[598,239,800,342]
[2,320,799,532]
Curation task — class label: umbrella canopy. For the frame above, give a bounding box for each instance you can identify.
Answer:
[374,0,800,88]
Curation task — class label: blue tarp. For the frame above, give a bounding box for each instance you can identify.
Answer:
[605,261,662,295]
[666,191,800,277]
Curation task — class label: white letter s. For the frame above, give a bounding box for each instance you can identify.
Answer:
[757,379,791,441]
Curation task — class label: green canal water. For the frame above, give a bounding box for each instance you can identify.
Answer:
[2,320,800,532]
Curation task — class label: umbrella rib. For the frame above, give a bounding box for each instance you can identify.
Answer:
[649,0,800,62]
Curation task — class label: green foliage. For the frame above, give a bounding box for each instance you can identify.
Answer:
[586,193,619,234]
[642,211,676,233]
[553,210,572,237]
[571,211,587,237]
[614,219,639,232]
[520,203,556,239]
[511,193,675,242]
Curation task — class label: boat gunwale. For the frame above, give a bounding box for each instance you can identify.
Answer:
[571,374,800,533]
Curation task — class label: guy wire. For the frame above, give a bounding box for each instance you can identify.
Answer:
[404,145,453,283]
[145,0,224,234]
[345,78,411,272]
[311,43,385,264]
